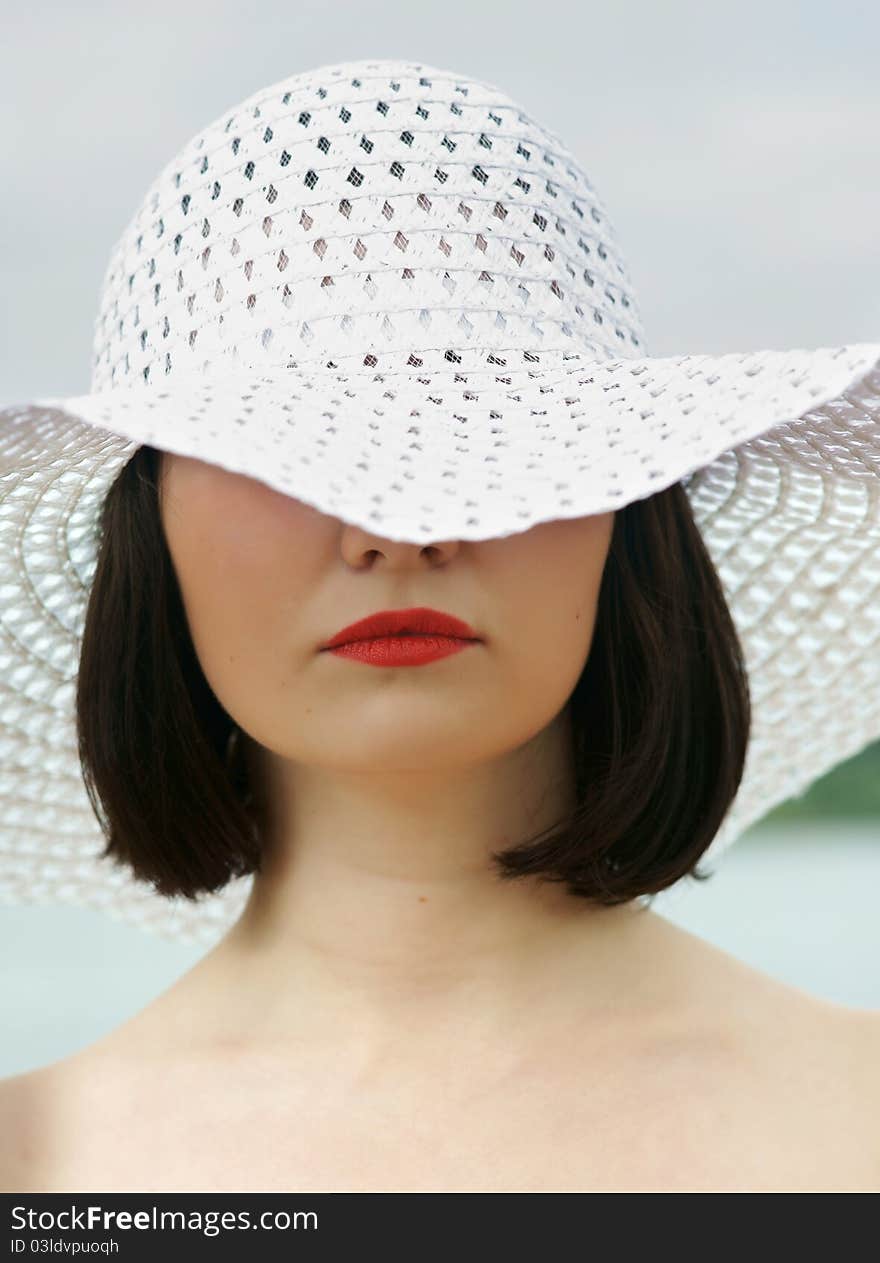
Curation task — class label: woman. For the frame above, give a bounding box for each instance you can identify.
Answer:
[1,58,879,1192]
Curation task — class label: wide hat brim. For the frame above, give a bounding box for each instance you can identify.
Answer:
[2,338,879,943]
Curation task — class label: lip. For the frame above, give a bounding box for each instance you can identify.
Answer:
[323,606,479,648]
[321,605,481,667]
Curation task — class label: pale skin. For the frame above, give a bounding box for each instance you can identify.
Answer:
[2,453,879,1192]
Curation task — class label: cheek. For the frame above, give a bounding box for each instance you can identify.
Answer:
[490,519,611,718]
[162,475,320,711]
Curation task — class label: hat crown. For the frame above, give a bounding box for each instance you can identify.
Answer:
[90,59,648,390]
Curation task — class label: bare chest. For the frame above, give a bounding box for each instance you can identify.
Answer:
[32,1047,878,1193]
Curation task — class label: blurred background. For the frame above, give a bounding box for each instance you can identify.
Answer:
[1,0,878,1077]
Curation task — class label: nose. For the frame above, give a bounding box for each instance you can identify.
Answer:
[338,522,462,569]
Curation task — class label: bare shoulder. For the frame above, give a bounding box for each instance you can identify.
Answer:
[812,999,880,1184]
[0,1067,53,1192]
[836,1003,880,1114]
[0,1033,150,1193]
[632,913,880,1188]
[714,973,880,1188]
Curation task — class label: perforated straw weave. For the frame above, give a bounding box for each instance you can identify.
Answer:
[2,58,880,944]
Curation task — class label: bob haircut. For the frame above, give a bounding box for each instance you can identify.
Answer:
[76,443,751,907]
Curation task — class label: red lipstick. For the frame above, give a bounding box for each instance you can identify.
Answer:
[321,606,481,667]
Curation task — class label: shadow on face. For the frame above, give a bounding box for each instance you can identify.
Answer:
[158,451,614,775]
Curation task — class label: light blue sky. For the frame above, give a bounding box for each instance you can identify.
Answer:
[2,0,878,399]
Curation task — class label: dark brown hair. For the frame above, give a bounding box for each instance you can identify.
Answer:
[76,444,750,906]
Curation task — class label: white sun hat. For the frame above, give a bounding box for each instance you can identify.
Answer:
[1,57,879,944]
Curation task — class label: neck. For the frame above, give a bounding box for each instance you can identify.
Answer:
[164,706,661,1065]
